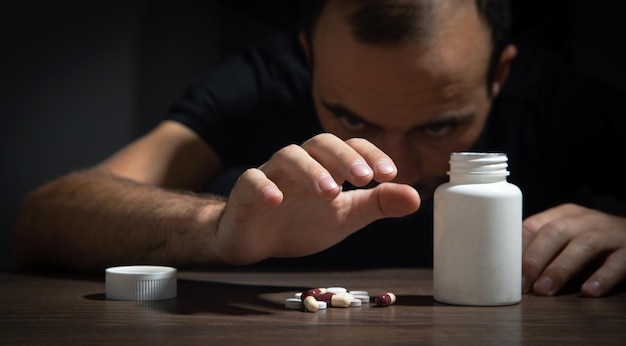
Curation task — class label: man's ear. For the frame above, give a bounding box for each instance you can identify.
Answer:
[491,44,517,97]
[299,31,312,66]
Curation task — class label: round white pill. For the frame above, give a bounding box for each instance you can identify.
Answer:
[326,286,348,295]
[317,301,327,310]
[285,298,304,310]
[352,294,371,303]
[349,290,369,296]
[349,298,362,307]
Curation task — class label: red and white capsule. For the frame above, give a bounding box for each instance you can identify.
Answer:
[375,292,396,307]
[316,292,351,308]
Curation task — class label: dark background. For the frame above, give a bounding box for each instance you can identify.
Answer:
[1,0,624,271]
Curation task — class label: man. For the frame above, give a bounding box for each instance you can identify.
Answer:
[12,0,626,298]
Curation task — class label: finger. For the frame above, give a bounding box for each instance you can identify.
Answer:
[581,247,626,297]
[523,203,587,233]
[522,217,578,293]
[260,143,341,199]
[341,182,421,229]
[216,168,284,265]
[532,231,611,296]
[522,226,536,254]
[232,168,283,208]
[374,182,421,217]
[522,205,583,253]
[344,137,397,182]
[301,134,381,187]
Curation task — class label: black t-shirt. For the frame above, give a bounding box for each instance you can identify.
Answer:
[166,30,626,268]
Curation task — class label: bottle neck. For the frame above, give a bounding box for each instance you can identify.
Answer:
[449,173,508,184]
[447,152,510,184]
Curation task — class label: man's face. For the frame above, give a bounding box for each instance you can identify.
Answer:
[308,1,495,199]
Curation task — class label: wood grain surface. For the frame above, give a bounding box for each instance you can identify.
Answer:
[1,268,625,345]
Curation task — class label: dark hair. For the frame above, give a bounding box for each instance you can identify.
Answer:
[298,0,512,95]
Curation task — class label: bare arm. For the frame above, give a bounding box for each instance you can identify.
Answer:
[12,170,227,271]
[12,120,227,272]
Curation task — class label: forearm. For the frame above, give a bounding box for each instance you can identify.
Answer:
[12,169,227,272]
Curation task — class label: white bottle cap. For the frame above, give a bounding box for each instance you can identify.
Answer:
[105,265,177,301]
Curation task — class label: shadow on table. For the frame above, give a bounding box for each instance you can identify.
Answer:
[85,278,435,316]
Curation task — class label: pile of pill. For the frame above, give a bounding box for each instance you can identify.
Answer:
[284,286,396,312]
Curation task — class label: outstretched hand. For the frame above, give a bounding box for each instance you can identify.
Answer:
[210,133,421,265]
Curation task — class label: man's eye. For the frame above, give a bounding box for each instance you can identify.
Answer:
[338,115,366,131]
[423,123,454,138]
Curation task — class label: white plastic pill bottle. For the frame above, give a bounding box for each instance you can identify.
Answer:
[433,152,522,306]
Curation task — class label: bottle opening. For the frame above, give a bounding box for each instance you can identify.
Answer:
[448,152,509,176]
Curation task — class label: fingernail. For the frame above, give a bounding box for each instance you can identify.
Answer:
[533,276,554,295]
[318,175,338,191]
[582,280,602,297]
[351,162,372,177]
[376,160,396,175]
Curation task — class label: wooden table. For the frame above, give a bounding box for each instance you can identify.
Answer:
[1,267,625,344]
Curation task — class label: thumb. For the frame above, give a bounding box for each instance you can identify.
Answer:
[350,182,421,221]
